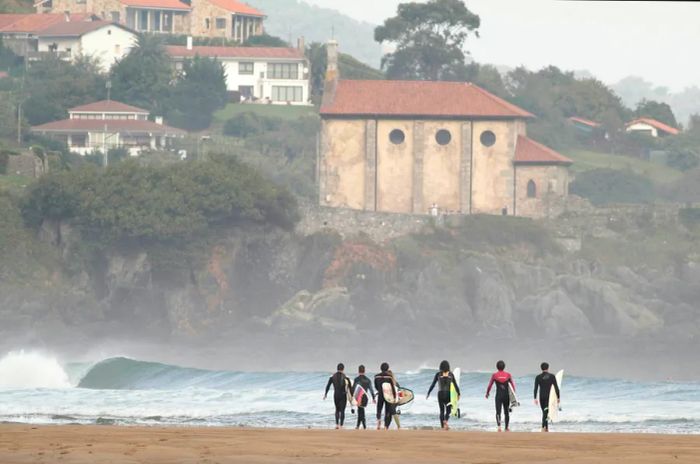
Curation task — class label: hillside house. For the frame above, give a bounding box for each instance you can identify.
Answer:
[31,100,185,156]
[38,0,265,41]
[167,41,310,105]
[318,42,573,218]
[625,118,680,138]
[0,14,135,72]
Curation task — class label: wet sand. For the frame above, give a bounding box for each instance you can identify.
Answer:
[0,425,699,463]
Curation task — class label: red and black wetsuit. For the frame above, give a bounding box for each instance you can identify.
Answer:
[486,370,516,429]
[534,371,560,430]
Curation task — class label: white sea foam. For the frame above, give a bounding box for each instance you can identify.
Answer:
[0,351,71,389]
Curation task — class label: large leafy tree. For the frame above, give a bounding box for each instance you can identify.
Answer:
[167,56,228,131]
[22,56,106,125]
[110,35,172,115]
[635,99,678,128]
[374,0,480,80]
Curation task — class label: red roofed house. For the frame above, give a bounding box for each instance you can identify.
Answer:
[167,40,310,104]
[625,118,680,138]
[318,41,572,218]
[39,0,264,41]
[31,100,185,157]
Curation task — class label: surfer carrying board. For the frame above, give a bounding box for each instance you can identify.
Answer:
[352,365,376,430]
[324,363,352,429]
[374,362,398,430]
[533,362,560,432]
[485,360,516,432]
[426,360,460,430]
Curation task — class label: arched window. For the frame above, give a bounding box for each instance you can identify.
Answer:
[527,180,537,198]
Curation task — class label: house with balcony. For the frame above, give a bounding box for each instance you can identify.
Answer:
[38,0,265,40]
[32,100,185,156]
[166,41,311,105]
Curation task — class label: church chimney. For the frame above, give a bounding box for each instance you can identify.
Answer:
[297,36,305,52]
[322,40,339,107]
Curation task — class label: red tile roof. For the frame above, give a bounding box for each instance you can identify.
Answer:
[626,118,680,135]
[569,116,600,128]
[32,119,185,135]
[0,13,93,34]
[166,45,303,59]
[70,100,149,114]
[0,71,8,79]
[206,0,264,16]
[514,135,573,165]
[118,0,191,10]
[320,80,533,118]
[37,20,131,37]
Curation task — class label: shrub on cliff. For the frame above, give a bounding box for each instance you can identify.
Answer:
[21,155,299,244]
[570,168,655,206]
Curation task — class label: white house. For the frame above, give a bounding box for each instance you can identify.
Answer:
[166,41,311,105]
[32,100,185,157]
[36,20,137,72]
[625,118,680,138]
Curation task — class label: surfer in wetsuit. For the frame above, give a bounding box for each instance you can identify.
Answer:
[352,365,376,429]
[533,362,560,432]
[324,363,351,429]
[485,360,516,432]
[426,360,460,430]
[374,362,397,430]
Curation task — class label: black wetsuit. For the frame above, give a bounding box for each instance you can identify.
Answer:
[325,371,350,426]
[352,374,375,429]
[374,371,397,428]
[427,371,460,426]
[534,371,560,430]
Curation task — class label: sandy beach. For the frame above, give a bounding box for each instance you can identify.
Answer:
[0,425,698,464]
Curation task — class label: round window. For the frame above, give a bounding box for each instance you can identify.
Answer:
[480,130,496,147]
[435,129,452,146]
[389,129,405,145]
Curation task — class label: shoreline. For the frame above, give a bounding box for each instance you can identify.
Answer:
[0,425,699,463]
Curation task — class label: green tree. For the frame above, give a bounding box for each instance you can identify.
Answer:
[22,56,106,125]
[110,35,172,115]
[635,99,678,128]
[374,0,480,80]
[458,62,508,97]
[243,34,288,47]
[167,56,228,131]
[0,91,17,140]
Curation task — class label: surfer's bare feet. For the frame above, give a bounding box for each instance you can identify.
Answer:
[376,421,381,430]
[444,422,449,431]
[498,427,502,432]
[505,428,510,432]
[335,425,340,430]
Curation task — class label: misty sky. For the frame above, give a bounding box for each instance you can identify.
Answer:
[303,0,699,92]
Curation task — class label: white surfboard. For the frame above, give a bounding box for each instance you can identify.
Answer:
[508,383,520,410]
[547,370,564,423]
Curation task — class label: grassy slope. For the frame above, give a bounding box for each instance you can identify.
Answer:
[213,103,316,125]
[563,149,683,185]
[0,0,34,13]
[0,174,32,195]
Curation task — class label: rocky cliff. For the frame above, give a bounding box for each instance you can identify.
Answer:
[1,204,698,378]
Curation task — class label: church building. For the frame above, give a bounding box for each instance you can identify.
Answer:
[318,41,572,218]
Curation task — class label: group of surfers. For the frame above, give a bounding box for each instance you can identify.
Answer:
[324,360,561,432]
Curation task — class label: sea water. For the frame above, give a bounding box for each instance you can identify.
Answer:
[0,351,698,433]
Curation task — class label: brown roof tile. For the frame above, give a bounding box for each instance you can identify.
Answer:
[206,0,264,16]
[0,13,92,33]
[626,118,680,135]
[320,80,533,118]
[514,135,573,165]
[37,20,132,37]
[569,116,601,128]
[166,45,304,59]
[70,100,149,114]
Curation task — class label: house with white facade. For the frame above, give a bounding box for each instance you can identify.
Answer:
[166,42,311,105]
[0,14,136,72]
[32,100,185,156]
[36,20,136,72]
[625,118,680,138]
